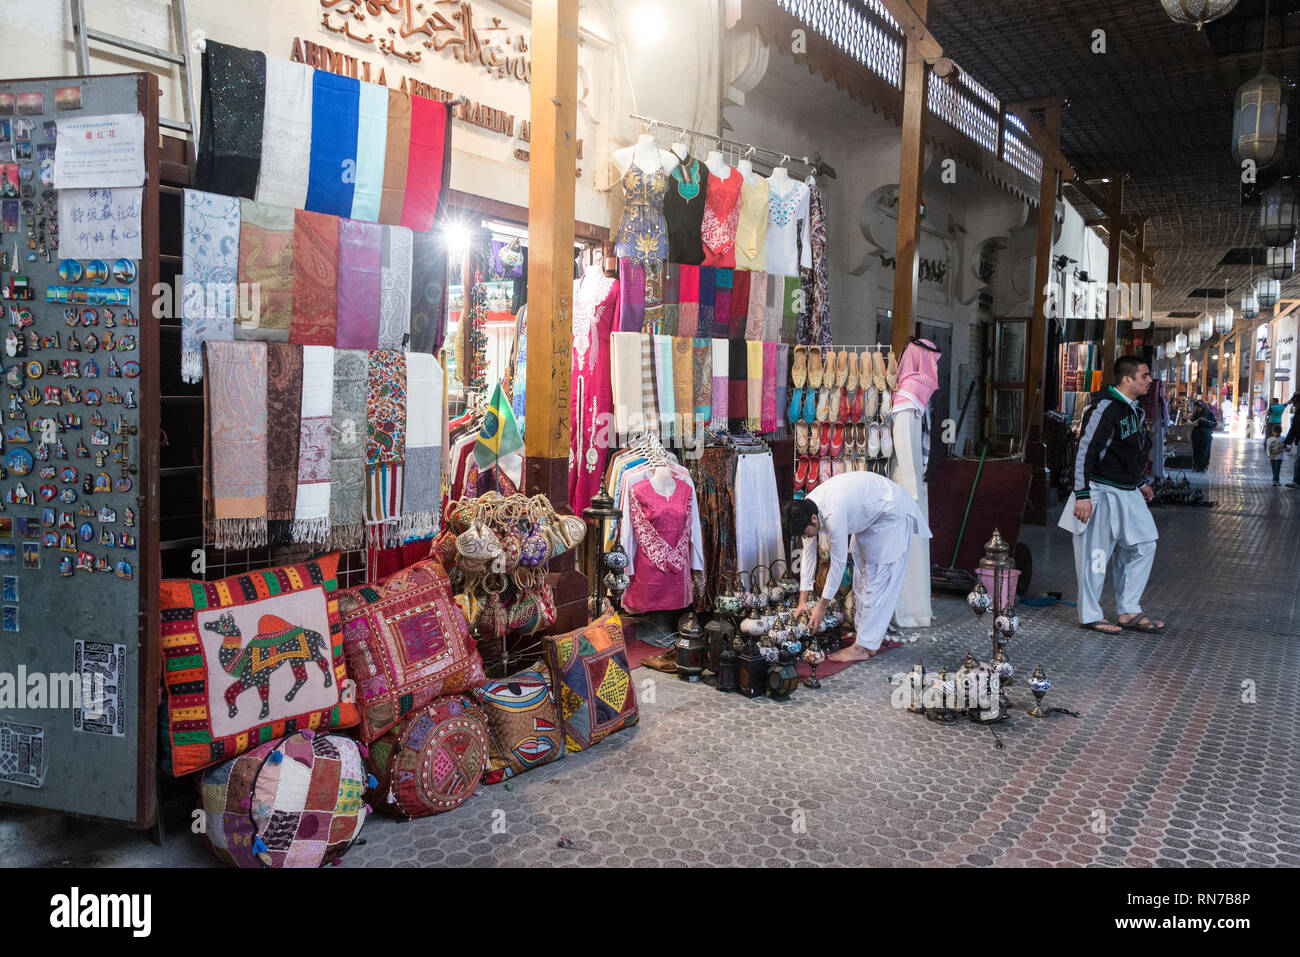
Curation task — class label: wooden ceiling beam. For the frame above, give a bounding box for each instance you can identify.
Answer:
[1006,103,1077,180]
[876,0,945,62]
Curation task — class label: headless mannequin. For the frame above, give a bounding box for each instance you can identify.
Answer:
[650,464,677,498]
[738,156,759,184]
[671,141,690,162]
[612,133,680,177]
[705,150,732,180]
[769,165,794,194]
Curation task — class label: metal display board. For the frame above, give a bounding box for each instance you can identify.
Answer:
[0,74,159,827]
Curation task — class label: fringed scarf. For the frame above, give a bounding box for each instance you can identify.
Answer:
[365,350,407,546]
[692,337,712,431]
[181,189,239,383]
[672,336,695,446]
[764,273,783,343]
[712,267,733,340]
[710,338,729,430]
[640,332,660,437]
[745,271,767,341]
[619,258,646,333]
[351,81,388,223]
[401,95,452,232]
[747,340,764,433]
[235,199,294,341]
[378,225,413,350]
[728,336,748,432]
[293,345,334,545]
[265,343,302,544]
[655,334,677,444]
[661,263,680,335]
[196,41,265,199]
[379,89,411,226]
[783,274,802,344]
[290,208,339,346]
[729,269,751,338]
[255,56,313,209]
[761,341,778,433]
[330,349,368,549]
[409,228,449,353]
[337,218,383,349]
[677,265,699,337]
[402,352,443,542]
[306,70,360,217]
[697,266,716,338]
[205,341,268,550]
[610,331,644,439]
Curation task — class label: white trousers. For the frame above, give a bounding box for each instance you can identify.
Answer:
[1062,487,1159,625]
[850,536,912,651]
[735,450,785,576]
[889,408,933,627]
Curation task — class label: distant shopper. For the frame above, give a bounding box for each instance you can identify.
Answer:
[1268,425,1285,485]
[1188,400,1217,472]
[1267,395,1288,448]
[1059,355,1165,635]
[1285,395,1300,488]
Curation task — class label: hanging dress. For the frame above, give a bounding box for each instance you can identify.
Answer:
[734,175,770,272]
[614,164,669,267]
[701,165,743,269]
[764,178,812,277]
[622,477,698,613]
[664,157,710,266]
[568,270,620,514]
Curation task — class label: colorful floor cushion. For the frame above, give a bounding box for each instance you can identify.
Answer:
[198,730,369,868]
[473,661,565,784]
[543,613,639,753]
[338,557,487,742]
[160,553,358,776]
[366,695,490,818]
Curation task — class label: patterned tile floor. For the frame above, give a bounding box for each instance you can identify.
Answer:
[3,435,1297,867]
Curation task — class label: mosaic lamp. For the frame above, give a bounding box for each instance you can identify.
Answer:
[1159,0,1238,30]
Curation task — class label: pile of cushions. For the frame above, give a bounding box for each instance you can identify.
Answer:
[162,552,639,865]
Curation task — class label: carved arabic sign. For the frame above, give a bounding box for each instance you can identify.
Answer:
[879,256,950,285]
[320,0,531,81]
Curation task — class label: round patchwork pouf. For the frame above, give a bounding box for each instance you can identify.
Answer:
[197,731,369,868]
[367,695,490,818]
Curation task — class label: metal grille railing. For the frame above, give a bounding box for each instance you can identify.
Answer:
[927,70,999,154]
[776,0,903,87]
[1003,113,1044,181]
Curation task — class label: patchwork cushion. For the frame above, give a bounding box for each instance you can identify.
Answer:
[197,730,368,868]
[473,661,565,784]
[160,554,358,776]
[338,558,487,742]
[366,695,489,818]
[543,613,638,753]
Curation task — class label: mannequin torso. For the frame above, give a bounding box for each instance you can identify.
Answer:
[650,465,677,498]
[612,134,680,176]
[705,150,731,181]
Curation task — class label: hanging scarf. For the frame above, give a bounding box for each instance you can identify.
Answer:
[181,189,239,383]
[641,333,660,437]
[697,266,717,339]
[809,180,833,345]
[379,225,413,350]
[196,41,265,198]
[265,344,303,545]
[692,337,712,430]
[661,263,680,335]
[330,349,368,549]
[351,81,389,222]
[710,338,729,430]
[610,331,644,438]
[782,274,802,344]
[337,218,383,349]
[364,350,407,545]
[673,336,695,445]
[655,334,677,443]
[401,95,452,231]
[255,56,313,209]
[677,265,699,337]
[619,258,646,333]
[205,341,268,549]
[290,208,339,346]
[745,270,767,341]
[307,71,360,217]
[293,345,334,544]
[402,352,443,542]
[712,268,733,340]
[236,199,294,341]
[379,89,412,226]
[729,269,750,338]
[409,229,449,353]
[747,340,763,432]
[511,304,528,437]
[765,273,784,343]
[775,344,790,434]
[728,337,748,431]
[761,341,778,433]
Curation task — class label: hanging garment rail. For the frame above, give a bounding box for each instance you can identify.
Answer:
[629,112,821,174]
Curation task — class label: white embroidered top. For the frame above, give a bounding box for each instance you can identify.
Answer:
[764,179,812,277]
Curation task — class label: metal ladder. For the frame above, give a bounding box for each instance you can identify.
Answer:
[69,0,200,166]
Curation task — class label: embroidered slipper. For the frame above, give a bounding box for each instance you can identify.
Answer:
[792,345,808,388]
[808,347,824,389]
[1079,620,1123,634]
[829,386,842,422]
[880,388,892,416]
[795,420,809,454]
[802,385,817,423]
[886,349,899,390]
[835,349,849,388]
[1119,615,1165,634]
[787,386,804,426]
[846,350,860,392]
[816,387,830,423]
[880,422,894,460]
[872,351,887,392]
[864,383,879,420]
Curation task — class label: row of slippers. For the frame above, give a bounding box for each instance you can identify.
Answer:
[788,382,892,424]
[794,454,889,493]
[793,346,898,392]
[795,420,893,460]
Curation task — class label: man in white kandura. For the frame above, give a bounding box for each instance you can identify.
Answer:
[787,471,931,662]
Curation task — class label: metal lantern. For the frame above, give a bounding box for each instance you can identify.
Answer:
[1242,287,1260,320]
[766,645,801,698]
[1267,241,1296,280]
[1175,331,1189,353]
[717,634,740,693]
[703,615,735,676]
[736,634,768,698]
[1215,302,1234,335]
[674,611,706,682]
[1257,276,1281,308]
[1259,180,1298,247]
[1233,70,1289,169]
[1159,0,1238,30]
[1198,313,1214,340]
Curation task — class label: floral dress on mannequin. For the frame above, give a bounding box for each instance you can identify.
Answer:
[568,266,620,514]
[701,165,743,269]
[620,475,704,613]
[614,165,670,267]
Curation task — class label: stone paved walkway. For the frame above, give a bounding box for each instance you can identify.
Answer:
[3,435,1297,867]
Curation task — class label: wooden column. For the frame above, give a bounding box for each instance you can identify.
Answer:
[891,0,928,356]
[523,0,586,630]
[1101,178,1125,381]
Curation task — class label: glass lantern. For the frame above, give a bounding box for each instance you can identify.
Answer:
[1233,68,1289,169]
[1160,0,1238,30]
[1259,180,1298,247]
[1215,303,1234,335]
[1257,276,1281,308]
[1267,241,1296,281]
[1199,313,1214,340]
[1175,332,1189,354]
[1242,287,1260,320]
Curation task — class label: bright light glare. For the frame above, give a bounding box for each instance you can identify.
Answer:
[630,3,666,44]
[443,222,472,254]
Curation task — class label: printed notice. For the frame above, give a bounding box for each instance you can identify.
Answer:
[0,719,47,788]
[73,639,126,737]
[58,187,142,260]
[53,112,144,188]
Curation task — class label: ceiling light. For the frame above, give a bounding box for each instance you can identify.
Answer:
[1159,0,1238,31]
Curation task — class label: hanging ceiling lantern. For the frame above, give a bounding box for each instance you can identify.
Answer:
[1260,180,1299,247]
[1215,302,1234,335]
[1199,313,1215,340]
[1267,240,1296,280]
[1159,0,1238,30]
[1242,287,1260,319]
[1176,332,1190,353]
[1233,72,1289,168]
[1257,276,1282,308]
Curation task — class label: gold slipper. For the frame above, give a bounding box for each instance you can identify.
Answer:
[808,347,824,389]
[886,349,899,390]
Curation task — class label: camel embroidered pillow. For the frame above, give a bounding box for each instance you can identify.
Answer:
[160,553,359,776]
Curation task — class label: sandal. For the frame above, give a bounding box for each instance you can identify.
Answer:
[846,350,859,391]
[792,345,808,388]
[808,347,824,389]
[885,349,899,390]
[1119,615,1165,634]
[1079,620,1123,634]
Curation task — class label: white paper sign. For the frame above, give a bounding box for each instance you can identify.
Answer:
[53,112,145,188]
[58,187,143,260]
[73,639,127,738]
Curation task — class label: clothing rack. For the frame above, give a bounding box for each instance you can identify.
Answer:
[629,112,822,175]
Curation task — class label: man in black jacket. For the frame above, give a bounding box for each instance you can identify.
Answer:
[1058,355,1166,635]
[1285,392,1300,488]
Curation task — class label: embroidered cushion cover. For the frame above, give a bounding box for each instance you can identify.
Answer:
[197,730,368,868]
[366,694,490,817]
[543,612,639,753]
[160,553,358,776]
[337,557,487,742]
[473,660,566,784]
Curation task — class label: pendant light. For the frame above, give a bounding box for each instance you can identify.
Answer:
[1242,287,1259,319]
[1260,179,1298,247]
[1267,240,1295,280]
[1258,276,1281,308]
[1232,0,1288,168]
[1160,0,1238,30]
[1215,297,1234,335]
[1176,331,1190,354]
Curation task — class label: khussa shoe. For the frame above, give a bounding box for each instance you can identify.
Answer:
[831,423,844,458]
[816,388,830,422]
[829,387,842,422]
[856,422,868,454]
[845,350,860,392]
[871,351,887,391]
[819,457,833,486]
[850,386,864,422]
[868,423,882,459]
[880,422,894,460]
[880,388,892,416]
[788,387,804,426]
[833,459,847,476]
[808,347,824,389]
[835,349,849,388]
[795,456,811,489]
[885,349,899,390]
[864,383,879,420]
[795,420,809,454]
[818,422,832,457]
[802,386,817,423]
[792,345,808,388]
